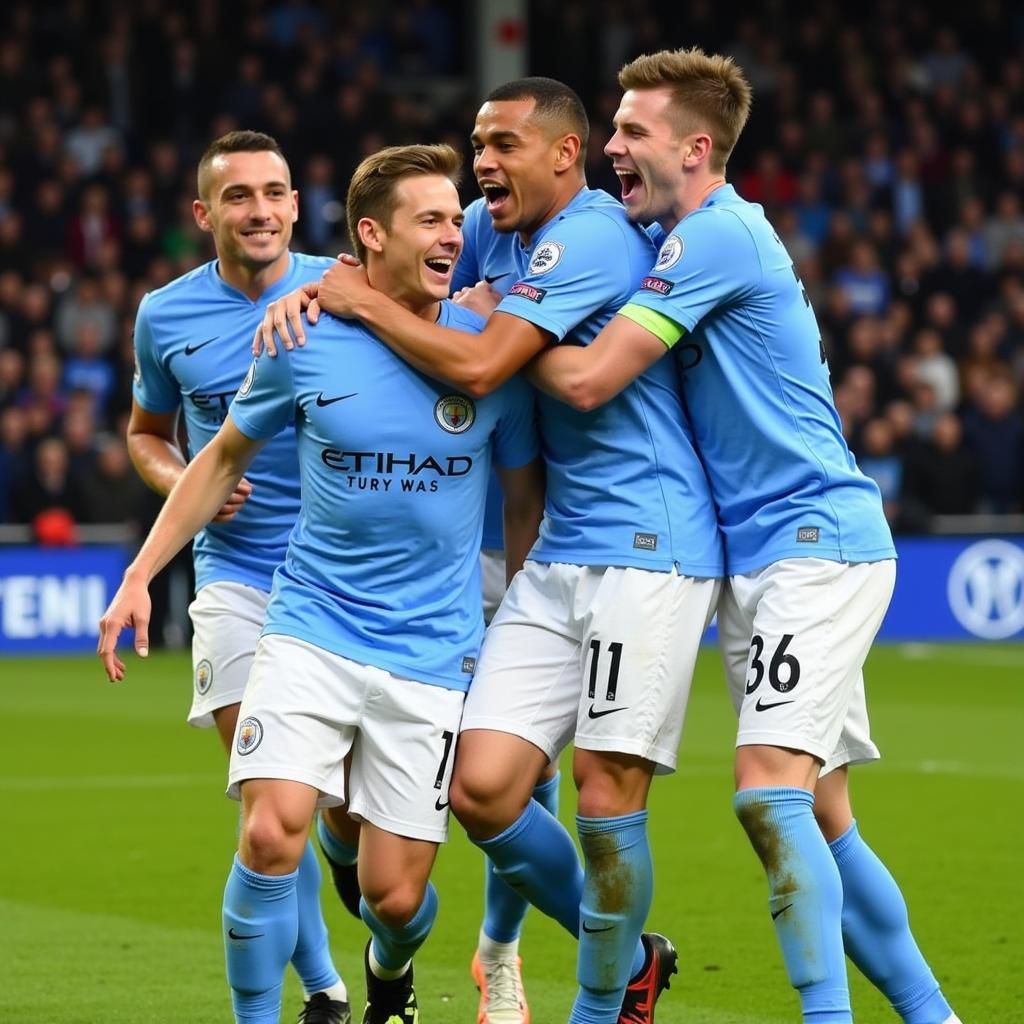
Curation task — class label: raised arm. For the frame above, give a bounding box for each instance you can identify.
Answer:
[527,312,669,412]
[98,419,266,679]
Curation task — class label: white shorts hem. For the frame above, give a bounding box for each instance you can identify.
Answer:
[348,801,448,844]
[459,716,560,762]
[187,688,247,729]
[573,736,678,774]
[227,766,345,806]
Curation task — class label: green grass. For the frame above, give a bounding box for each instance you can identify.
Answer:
[1,644,1021,1023]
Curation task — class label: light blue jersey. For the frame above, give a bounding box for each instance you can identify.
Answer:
[623,184,896,574]
[453,197,521,550]
[228,301,539,691]
[132,253,334,592]
[495,187,722,575]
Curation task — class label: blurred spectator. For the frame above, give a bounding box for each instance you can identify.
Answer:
[905,413,979,520]
[962,374,1024,512]
[0,405,30,522]
[64,322,116,413]
[64,105,122,178]
[66,184,119,270]
[11,435,86,523]
[834,240,891,316]
[78,435,146,525]
[55,276,117,354]
[910,328,959,412]
[857,417,903,525]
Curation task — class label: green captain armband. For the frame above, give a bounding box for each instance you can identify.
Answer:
[618,303,686,349]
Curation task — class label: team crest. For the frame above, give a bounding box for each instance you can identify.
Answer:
[195,658,213,695]
[434,394,476,434]
[236,717,263,755]
[528,241,564,276]
[239,360,256,397]
[654,234,684,272]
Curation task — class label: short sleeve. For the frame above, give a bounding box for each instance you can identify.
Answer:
[228,349,296,440]
[491,374,539,470]
[495,215,624,342]
[132,294,181,413]
[627,209,761,332]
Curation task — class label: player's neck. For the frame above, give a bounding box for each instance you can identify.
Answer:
[216,250,292,301]
[367,263,442,322]
[517,179,586,247]
[659,174,726,231]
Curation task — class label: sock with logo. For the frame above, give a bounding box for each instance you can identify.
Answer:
[223,854,298,1024]
[289,839,342,997]
[473,797,584,937]
[829,821,954,1024]
[568,811,652,1024]
[316,813,359,867]
[360,883,438,973]
[734,787,851,1024]
[481,771,562,943]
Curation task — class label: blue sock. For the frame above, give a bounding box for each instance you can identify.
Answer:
[734,787,851,1024]
[830,821,953,1024]
[223,855,299,1024]
[569,811,652,1024]
[474,797,583,937]
[360,883,438,971]
[482,771,562,943]
[290,839,340,994]
[316,812,359,866]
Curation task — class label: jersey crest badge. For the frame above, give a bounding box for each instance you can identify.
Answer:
[654,234,684,272]
[239,360,256,397]
[195,659,213,695]
[434,394,476,434]
[236,717,263,755]
[528,240,564,276]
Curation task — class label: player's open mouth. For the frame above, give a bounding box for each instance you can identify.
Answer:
[242,229,278,240]
[481,182,511,212]
[423,256,454,278]
[616,169,642,202]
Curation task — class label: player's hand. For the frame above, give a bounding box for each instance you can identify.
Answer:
[253,283,319,357]
[212,477,253,523]
[453,281,502,318]
[97,573,152,682]
[316,257,373,322]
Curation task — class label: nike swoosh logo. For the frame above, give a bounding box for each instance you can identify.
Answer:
[582,921,615,933]
[587,704,628,719]
[770,903,793,920]
[184,337,219,355]
[754,697,796,712]
[228,927,264,940]
[434,796,450,811]
[484,273,510,284]
[316,392,358,407]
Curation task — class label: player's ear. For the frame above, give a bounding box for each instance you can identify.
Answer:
[193,198,213,233]
[553,133,582,173]
[683,132,713,168]
[357,217,385,254]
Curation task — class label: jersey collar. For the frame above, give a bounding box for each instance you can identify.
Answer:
[519,185,591,255]
[210,252,297,303]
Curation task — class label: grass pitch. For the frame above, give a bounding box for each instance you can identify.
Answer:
[1,644,1021,1023]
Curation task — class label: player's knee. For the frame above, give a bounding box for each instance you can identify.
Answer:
[240,807,305,874]
[574,753,649,818]
[449,766,521,838]
[361,878,425,929]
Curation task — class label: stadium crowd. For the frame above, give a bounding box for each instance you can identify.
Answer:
[1,0,1023,535]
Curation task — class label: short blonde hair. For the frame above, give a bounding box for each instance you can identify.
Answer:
[618,47,752,172]
[346,144,462,262]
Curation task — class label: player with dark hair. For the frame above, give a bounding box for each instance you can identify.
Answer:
[527,47,962,1024]
[102,142,544,1024]
[127,129,352,1024]
[256,78,722,1024]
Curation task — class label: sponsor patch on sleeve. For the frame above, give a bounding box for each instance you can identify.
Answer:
[509,282,547,303]
[640,276,674,295]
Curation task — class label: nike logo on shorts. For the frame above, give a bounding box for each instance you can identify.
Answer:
[316,392,358,407]
[754,697,795,712]
[434,796,450,811]
[587,704,628,719]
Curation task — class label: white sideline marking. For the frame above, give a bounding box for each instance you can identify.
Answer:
[0,772,221,791]
[896,643,1024,668]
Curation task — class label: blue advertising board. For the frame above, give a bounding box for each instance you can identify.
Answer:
[1,537,1022,654]
[0,545,130,654]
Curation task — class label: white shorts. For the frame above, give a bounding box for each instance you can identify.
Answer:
[717,557,896,774]
[461,560,720,773]
[187,581,269,728]
[227,634,466,843]
[480,548,507,624]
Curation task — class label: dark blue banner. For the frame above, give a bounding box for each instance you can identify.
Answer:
[0,546,130,653]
